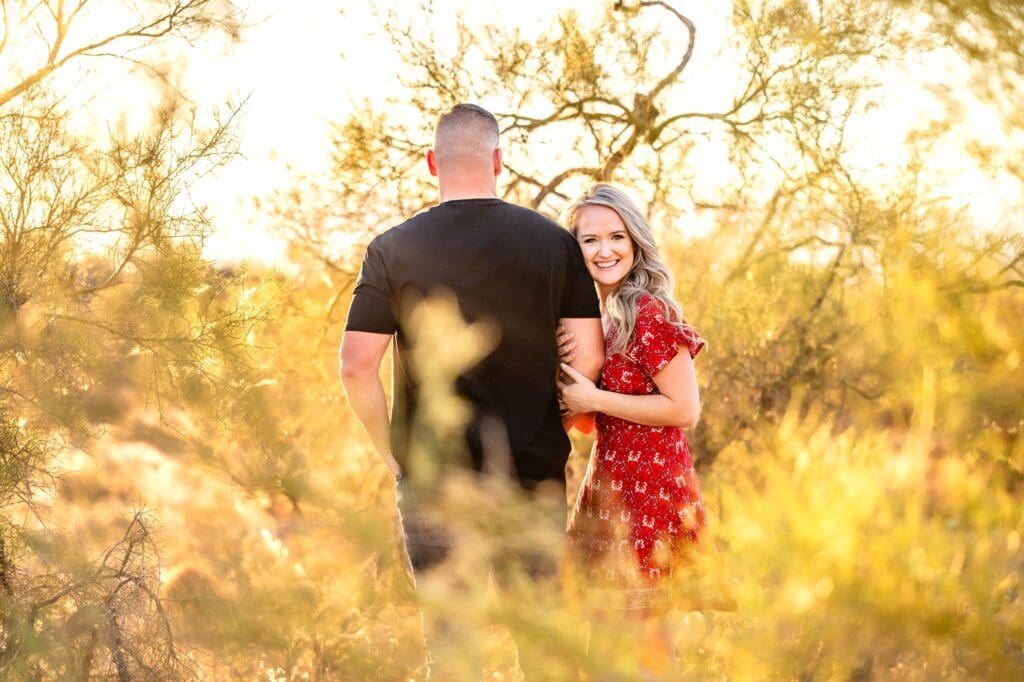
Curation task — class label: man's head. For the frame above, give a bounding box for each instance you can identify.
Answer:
[427,103,501,181]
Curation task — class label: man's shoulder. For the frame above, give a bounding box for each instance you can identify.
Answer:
[495,202,584,257]
[369,200,574,249]
[498,201,568,232]
[367,210,433,250]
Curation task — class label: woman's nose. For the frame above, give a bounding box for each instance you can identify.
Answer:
[598,240,612,257]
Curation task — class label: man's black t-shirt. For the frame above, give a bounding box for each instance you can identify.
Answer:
[345,198,600,486]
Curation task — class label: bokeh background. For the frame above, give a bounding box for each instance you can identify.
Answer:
[1,0,1022,679]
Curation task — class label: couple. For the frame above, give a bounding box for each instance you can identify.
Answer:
[340,103,707,677]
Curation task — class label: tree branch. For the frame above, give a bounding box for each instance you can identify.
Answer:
[0,0,211,109]
[529,166,600,210]
[640,1,697,102]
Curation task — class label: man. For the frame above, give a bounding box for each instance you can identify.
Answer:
[339,103,604,677]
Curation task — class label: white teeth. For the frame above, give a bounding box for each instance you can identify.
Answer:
[595,260,619,270]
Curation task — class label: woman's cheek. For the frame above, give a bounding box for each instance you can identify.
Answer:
[581,246,599,276]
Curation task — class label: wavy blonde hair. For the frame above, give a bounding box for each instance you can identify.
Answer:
[563,183,684,355]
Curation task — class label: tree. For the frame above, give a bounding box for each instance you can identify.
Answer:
[0,1,271,677]
[274,0,1023,461]
[242,2,1024,677]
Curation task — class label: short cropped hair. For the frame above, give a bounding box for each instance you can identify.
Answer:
[433,103,500,166]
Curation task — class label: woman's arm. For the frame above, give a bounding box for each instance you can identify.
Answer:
[558,352,701,428]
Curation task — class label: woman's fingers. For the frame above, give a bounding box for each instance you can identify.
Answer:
[556,328,578,364]
[558,339,577,363]
[559,362,586,382]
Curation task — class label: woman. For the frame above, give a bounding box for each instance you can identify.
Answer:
[557,183,709,667]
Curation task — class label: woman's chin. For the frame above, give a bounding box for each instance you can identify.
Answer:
[594,274,625,290]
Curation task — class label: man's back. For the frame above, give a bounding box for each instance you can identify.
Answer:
[345,198,599,485]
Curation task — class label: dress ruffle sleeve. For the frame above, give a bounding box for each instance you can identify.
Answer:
[633,296,705,378]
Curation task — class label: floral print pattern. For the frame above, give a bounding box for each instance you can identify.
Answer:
[566,295,706,606]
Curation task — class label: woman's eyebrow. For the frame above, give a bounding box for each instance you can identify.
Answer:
[577,229,628,239]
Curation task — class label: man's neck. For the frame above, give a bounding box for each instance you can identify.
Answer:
[438,187,498,202]
[437,176,498,203]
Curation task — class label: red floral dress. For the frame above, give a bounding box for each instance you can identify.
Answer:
[566,294,706,610]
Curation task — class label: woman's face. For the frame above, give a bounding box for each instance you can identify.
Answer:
[575,205,635,294]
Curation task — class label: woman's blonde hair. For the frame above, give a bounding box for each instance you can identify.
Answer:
[563,183,684,355]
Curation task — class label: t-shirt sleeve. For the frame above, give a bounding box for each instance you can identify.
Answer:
[635,298,706,377]
[559,239,601,318]
[345,237,398,334]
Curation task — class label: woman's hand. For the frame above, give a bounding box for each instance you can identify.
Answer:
[555,326,579,415]
[556,325,577,364]
[557,362,602,414]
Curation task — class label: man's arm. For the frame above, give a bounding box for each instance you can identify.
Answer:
[557,317,604,433]
[558,317,604,383]
[340,330,401,477]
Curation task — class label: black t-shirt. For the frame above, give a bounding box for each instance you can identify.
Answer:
[345,198,600,486]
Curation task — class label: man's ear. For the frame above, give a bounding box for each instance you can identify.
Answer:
[492,148,502,177]
[427,149,439,177]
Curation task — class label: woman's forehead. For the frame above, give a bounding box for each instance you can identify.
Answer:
[575,204,626,235]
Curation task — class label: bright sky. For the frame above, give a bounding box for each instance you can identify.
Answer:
[8,1,1021,266]
[183,0,736,266]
